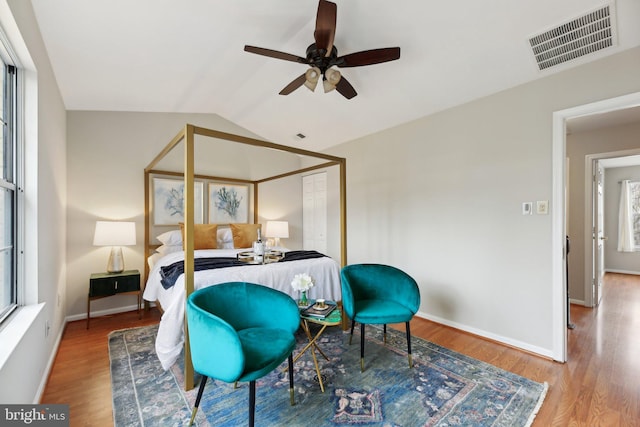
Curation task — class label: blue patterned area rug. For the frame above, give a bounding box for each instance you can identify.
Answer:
[109,323,547,426]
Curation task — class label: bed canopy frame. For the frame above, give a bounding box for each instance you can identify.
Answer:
[144,124,347,389]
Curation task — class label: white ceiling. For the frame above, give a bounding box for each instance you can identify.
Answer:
[30,0,640,152]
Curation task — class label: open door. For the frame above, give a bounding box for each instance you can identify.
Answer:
[592,160,606,306]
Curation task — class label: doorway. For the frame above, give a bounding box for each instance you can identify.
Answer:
[584,152,640,309]
[552,91,640,362]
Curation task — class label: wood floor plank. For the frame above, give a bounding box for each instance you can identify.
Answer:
[41,273,640,426]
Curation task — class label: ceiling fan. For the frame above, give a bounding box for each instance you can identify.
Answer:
[244,0,400,100]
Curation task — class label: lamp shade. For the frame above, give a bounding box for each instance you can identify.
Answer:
[93,221,136,273]
[323,68,341,93]
[265,221,289,238]
[93,221,136,246]
[304,67,321,92]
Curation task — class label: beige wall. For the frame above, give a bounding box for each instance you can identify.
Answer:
[328,46,640,357]
[567,121,640,302]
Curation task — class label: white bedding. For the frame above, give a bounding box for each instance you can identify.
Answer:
[143,248,342,370]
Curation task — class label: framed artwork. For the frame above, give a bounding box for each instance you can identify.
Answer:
[153,178,204,225]
[209,183,249,223]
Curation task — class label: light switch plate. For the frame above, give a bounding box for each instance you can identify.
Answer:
[536,200,549,215]
[522,202,533,215]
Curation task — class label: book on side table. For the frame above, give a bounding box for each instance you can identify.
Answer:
[302,301,337,318]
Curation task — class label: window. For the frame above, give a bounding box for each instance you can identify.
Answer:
[630,181,640,249]
[0,47,18,323]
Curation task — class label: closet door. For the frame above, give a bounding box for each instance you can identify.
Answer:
[302,173,327,253]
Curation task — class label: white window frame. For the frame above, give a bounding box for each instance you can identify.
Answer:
[0,24,22,324]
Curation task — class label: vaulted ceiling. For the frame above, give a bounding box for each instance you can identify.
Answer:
[31,0,640,151]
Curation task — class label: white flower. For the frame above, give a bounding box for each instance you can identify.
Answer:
[291,273,314,291]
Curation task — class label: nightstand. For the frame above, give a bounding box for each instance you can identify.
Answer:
[87,269,141,329]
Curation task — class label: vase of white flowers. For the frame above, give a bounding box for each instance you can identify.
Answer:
[291,273,314,307]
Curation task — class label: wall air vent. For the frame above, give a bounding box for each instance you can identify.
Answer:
[529,5,615,71]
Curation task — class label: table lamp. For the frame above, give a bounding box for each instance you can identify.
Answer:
[93,221,136,273]
[265,220,289,247]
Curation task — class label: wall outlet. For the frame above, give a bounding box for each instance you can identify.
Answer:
[536,200,549,215]
[522,202,533,215]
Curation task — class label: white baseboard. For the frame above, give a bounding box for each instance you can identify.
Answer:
[66,303,150,323]
[569,298,586,306]
[605,269,640,276]
[36,318,66,403]
[414,310,554,359]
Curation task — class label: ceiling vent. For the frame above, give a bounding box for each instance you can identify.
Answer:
[529,5,615,71]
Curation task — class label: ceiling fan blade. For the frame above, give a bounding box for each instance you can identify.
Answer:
[279,73,308,95]
[244,45,307,64]
[336,47,401,67]
[314,0,337,56]
[334,75,357,99]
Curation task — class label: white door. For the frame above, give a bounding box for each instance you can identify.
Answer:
[592,161,605,306]
[302,173,327,253]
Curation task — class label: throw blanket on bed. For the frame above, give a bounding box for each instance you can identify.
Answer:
[159,250,328,289]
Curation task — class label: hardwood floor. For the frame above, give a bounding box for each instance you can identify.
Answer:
[41,309,161,426]
[42,273,640,426]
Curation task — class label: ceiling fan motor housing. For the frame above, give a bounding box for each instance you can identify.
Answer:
[306,43,339,73]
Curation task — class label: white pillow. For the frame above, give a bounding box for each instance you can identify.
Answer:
[157,230,182,246]
[156,244,183,255]
[158,227,233,248]
[217,228,233,244]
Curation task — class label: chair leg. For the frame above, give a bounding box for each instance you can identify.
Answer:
[349,319,355,345]
[188,376,208,426]
[406,321,413,368]
[288,354,295,406]
[383,324,387,344]
[249,380,256,427]
[360,323,365,372]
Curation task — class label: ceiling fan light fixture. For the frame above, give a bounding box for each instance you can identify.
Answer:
[323,68,341,93]
[304,67,321,91]
[243,0,399,99]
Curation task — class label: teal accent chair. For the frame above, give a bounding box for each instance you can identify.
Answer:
[341,264,421,372]
[186,282,300,427]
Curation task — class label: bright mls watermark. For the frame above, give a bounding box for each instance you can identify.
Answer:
[0,405,69,426]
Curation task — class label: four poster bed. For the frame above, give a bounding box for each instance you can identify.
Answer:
[142,124,347,390]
